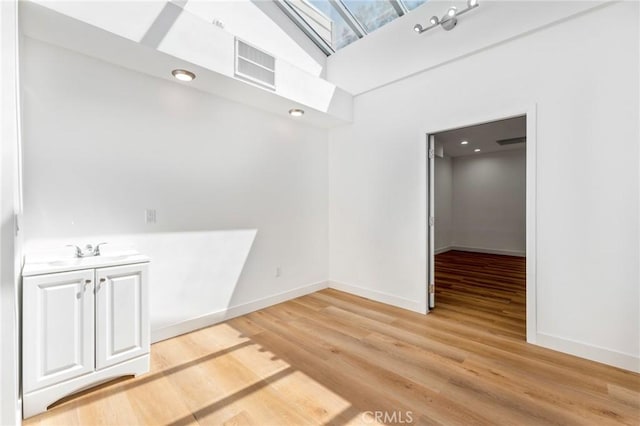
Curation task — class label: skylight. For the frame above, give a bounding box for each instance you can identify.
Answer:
[342,0,400,32]
[402,0,429,11]
[277,0,428,55]
[298,0,359,50]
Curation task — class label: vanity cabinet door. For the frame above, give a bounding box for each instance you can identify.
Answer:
[23,270,95,393]
[95,263,149,370]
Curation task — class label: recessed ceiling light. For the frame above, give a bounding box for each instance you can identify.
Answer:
[461,140,469,145]
[172,69,196,82]
[289,108,304,117]
[474,148,481,152]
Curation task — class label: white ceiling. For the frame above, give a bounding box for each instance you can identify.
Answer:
[326,1,608,94]
[435,115,526,157]
[20,1,352,129]
[19,1,607,130]
[181,0,326,77]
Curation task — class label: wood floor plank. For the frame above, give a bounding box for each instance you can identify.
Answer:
[25,250,639,425]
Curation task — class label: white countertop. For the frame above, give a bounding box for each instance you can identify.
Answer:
[23,250,150,277]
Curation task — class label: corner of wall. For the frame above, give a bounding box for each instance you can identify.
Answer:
[1,0,24,423]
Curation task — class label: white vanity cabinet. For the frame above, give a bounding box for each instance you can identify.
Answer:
[95,264,149,370]
[23,269,96,392]
[22,255,150,418]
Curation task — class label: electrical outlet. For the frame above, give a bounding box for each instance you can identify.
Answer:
[275,267,281,278]
[145,209,156,224]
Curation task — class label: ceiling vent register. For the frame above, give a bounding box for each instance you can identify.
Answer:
[235,38,276,90]
[496,137,526,146]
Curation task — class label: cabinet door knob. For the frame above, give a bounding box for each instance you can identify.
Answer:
[100,278,106,282]
[85,279,91,284]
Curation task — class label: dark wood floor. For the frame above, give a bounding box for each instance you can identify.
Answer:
[434,250,527,340]
[26,251,639,425]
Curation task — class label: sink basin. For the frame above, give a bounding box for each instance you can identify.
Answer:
[23,251,150,277]
[48,255,129,266]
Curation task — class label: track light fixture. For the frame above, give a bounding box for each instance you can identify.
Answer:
[413,0,479,34]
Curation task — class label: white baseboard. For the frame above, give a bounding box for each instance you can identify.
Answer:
[329,280,425,314]
[151,281,329,343]
[536,332,640,373]
[449,245,526,257]
[435,246,452,255]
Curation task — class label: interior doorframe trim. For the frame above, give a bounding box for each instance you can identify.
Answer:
[419,103,537,344]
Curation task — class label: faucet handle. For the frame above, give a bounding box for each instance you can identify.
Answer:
[66,245,82,257]
[94,242,108,256]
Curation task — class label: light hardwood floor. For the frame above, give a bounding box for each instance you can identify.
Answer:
[25,251,639,425]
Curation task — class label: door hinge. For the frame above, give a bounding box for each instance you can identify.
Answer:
[428,148,434,159]
[429,216,434,226]
[429,284,435,294]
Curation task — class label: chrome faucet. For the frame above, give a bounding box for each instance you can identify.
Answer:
[67,243,107,258]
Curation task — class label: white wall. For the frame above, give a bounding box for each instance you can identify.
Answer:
[451,149,526,256]
[21,38,329,340]
[328,2,639,371]
[1,0,22,424]
[434,155,452,252]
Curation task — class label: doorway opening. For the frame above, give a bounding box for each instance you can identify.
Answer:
[425,113,534,342]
